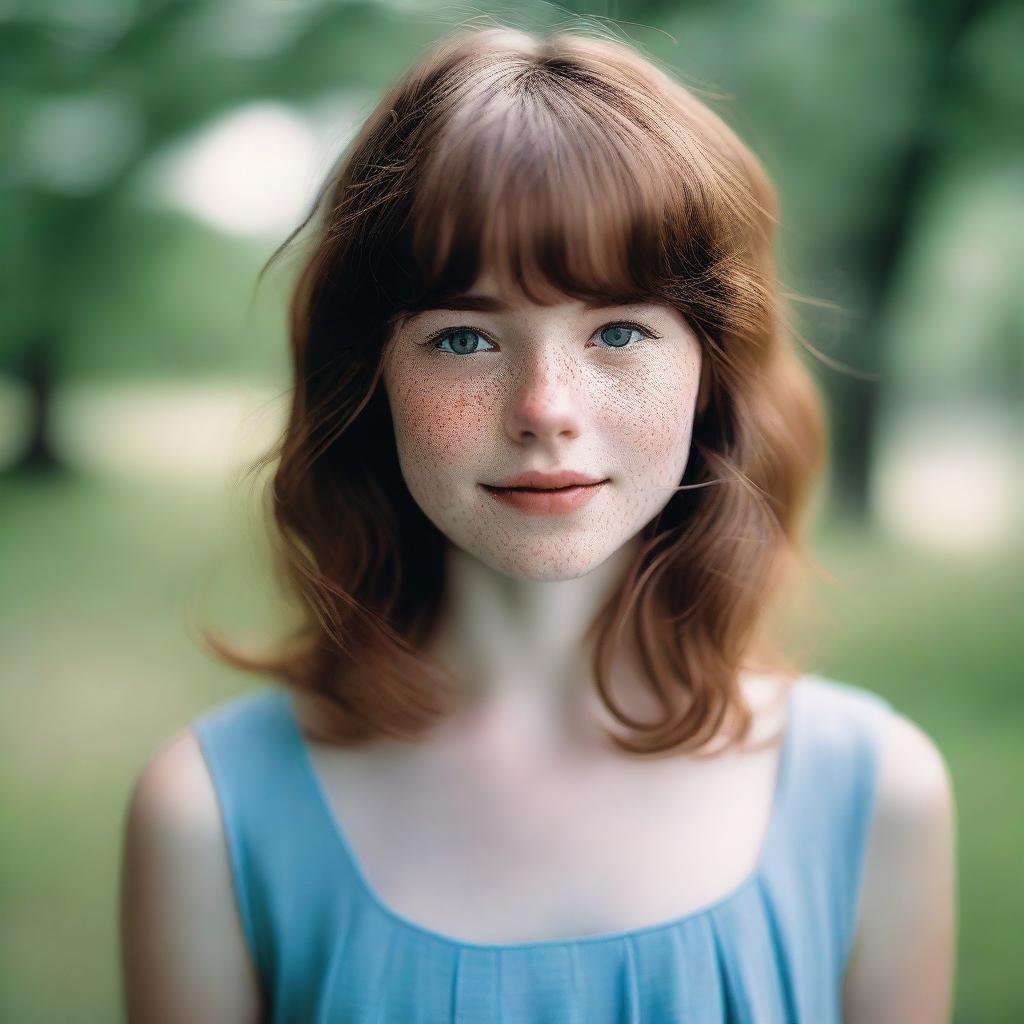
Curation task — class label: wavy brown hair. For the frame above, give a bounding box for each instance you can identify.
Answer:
[195,24,828,758]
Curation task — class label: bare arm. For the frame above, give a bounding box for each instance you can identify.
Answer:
[119,727,264,1023]
[842,710,958,1023]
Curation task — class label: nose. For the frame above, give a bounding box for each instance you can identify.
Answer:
[502,347,584,444]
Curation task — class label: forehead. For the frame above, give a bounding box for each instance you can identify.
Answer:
[419,268,663,317]
[463,267,564,307]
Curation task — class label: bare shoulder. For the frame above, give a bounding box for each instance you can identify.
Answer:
[119,725,263,1023]
[874,710,955,825]
[842,706,958,1024]
[126,726,221,836]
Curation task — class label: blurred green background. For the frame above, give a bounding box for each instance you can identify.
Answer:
[1,1,1021,1020]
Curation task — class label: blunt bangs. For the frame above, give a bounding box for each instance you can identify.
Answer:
[392,61,719,322]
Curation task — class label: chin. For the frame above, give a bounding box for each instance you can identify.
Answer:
[470,540,616,583]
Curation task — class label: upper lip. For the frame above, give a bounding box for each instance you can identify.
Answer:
[484,470,608,490]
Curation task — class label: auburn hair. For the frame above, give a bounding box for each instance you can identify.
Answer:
[195,24,828,758]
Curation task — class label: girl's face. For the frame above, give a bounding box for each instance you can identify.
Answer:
[381,270,704,582]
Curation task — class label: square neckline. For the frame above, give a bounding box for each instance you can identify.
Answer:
[274,676,806,951]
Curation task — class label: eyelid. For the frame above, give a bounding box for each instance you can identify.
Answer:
[420,319,662,353]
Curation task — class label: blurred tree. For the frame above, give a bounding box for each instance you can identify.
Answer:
[826,0,999,522]
[0,0,439,478]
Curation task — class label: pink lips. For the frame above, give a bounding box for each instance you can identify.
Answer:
[481,480,607,516]
[487,469,606,490]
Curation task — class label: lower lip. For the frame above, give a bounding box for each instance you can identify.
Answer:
[481,482,607,515]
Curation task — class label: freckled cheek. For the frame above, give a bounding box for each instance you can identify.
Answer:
[603,359,701,472]
[389,376,489,472]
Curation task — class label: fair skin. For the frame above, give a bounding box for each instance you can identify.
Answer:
[376,267,706,758]
[119,270,956,1021]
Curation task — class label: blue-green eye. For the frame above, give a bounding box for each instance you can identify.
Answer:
[597,323,653,349]
[430,328,496,356]
[425,320,659,356]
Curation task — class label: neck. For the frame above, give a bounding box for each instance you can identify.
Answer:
[422,537,649,763]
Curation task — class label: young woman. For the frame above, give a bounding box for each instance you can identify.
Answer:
[119,24,957,1023]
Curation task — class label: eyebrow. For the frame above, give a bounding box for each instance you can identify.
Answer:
[423,294,644,314]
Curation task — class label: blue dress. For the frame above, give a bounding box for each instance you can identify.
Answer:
[192,673,892,1023]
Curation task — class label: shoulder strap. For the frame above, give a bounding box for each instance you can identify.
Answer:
[192,687,346,1000]
[768,675,893,982]
[192,689,286,989]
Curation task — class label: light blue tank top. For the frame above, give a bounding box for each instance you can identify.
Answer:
[192,673,892,1023]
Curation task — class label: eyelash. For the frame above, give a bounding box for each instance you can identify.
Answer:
[421,320,662,357]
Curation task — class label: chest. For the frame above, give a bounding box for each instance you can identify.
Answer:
[303,732,785,943]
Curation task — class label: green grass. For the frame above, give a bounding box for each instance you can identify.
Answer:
[1,475,1020,1022]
